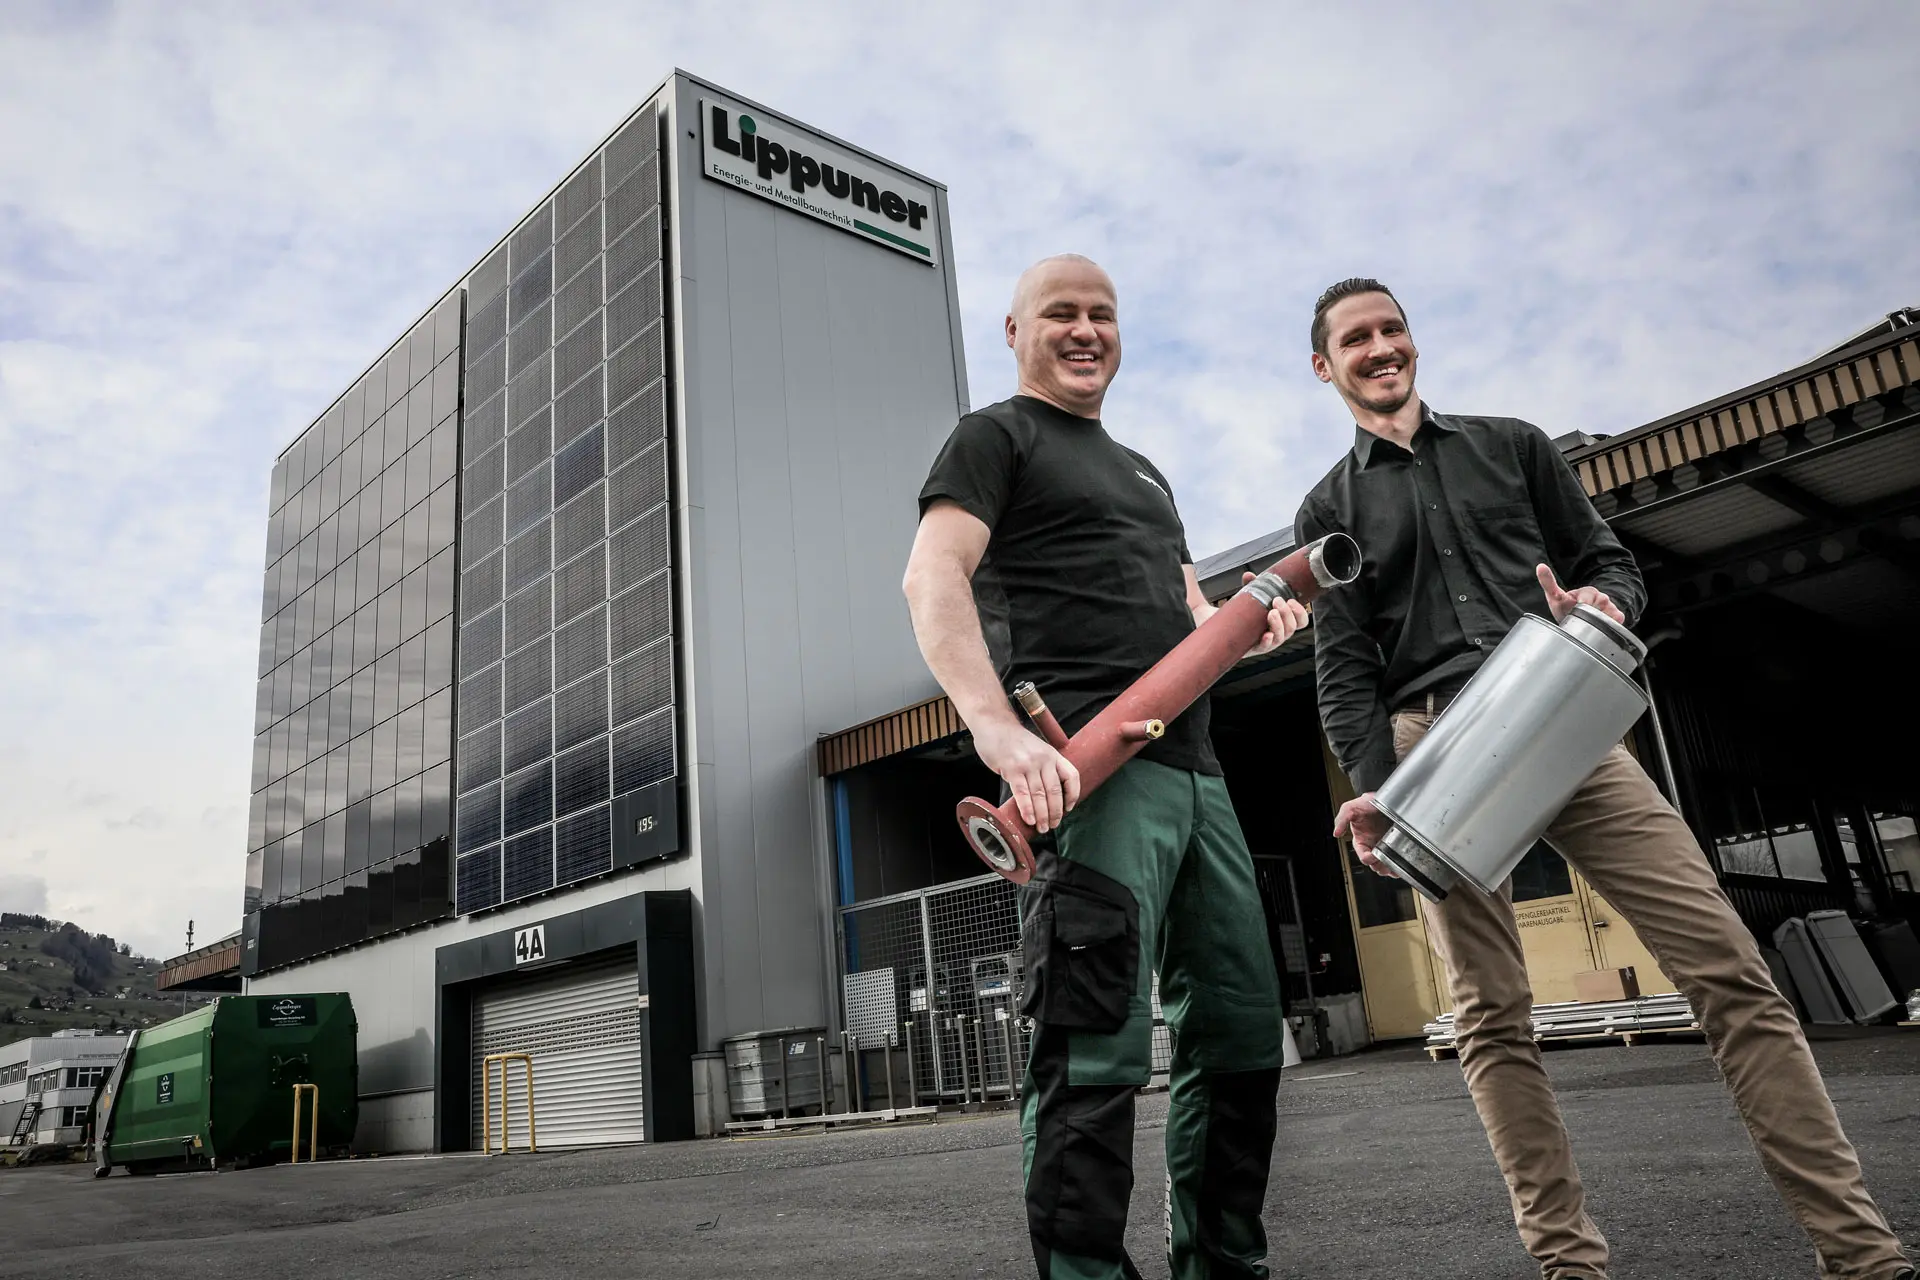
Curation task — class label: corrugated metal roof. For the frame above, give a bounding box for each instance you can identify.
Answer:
[1194,524,1298,591]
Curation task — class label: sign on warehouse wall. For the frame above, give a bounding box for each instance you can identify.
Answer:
[700,97,940,266]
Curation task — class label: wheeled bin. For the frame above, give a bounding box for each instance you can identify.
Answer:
[95,993,358,1174]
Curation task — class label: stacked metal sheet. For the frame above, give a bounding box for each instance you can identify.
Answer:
[1424,992,1698,1053]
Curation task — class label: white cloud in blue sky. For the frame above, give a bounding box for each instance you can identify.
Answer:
[1,2,1915,955]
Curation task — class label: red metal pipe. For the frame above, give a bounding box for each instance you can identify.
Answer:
[957,533,1362,883]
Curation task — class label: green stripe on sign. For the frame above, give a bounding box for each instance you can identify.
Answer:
[853,220,931,256]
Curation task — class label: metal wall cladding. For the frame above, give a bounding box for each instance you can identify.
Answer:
[667,69,970,1043]
[247,289,465,972]
[453,99,676,917]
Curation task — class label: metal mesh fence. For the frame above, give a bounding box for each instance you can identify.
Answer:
[839,873,1171,1105]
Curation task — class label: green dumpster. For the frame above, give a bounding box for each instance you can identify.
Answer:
[96,993,358,1174]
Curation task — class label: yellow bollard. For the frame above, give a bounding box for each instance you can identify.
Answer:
[289,1083,320,1163]
[481,1053,537,1155]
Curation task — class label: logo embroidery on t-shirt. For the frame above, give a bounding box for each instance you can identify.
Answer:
[1134,470,1169,499]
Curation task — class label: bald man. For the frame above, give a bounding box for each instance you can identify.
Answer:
[904,256,1307,1280]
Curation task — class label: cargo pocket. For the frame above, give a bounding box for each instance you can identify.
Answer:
[1020,860,1140,1033]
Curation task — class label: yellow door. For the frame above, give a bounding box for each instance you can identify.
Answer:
[1323,737,1447,1040]
[1510,896,1596,1004]
[1501,844,1598,1005]
[1339,844,1447,1039]
[1575,879,1678,995]
[1576,731,1678,995]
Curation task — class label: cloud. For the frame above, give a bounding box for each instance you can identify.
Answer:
[0,873,50,916]
[1,2,1915,954]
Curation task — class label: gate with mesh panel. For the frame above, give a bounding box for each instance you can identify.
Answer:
[838,873,1172,1105]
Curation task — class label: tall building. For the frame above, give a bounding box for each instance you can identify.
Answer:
[240,70,967,1151]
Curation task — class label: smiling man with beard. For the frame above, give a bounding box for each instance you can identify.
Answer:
[1294,277,1913,1280]
[903,255,1308,1279]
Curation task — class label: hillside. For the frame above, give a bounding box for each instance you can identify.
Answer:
[0,914,214,1050]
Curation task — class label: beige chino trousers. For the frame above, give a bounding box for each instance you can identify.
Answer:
[1393,710,1909,1280]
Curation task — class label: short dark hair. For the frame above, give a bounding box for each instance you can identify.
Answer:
[1311,278,1407,356]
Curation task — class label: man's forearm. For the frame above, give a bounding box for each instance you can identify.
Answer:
[904,561,1022,735]
[1325,695,1397,795]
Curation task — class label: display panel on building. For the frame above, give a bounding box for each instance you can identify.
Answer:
[241,291,465,973]
[453,101,680,916]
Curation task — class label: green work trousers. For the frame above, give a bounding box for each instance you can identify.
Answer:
[1018,757,1286,1280]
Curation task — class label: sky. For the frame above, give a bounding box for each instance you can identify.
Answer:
[1,2,1916,958]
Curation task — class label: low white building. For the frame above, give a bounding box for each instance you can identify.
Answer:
[0,1030,128,1146]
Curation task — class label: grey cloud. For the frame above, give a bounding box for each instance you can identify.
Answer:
[0,873,50,915]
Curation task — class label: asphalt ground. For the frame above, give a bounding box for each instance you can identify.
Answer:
[2,1030,1914,1279]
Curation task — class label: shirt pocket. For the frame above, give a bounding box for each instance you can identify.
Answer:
[1461,500,1544,572]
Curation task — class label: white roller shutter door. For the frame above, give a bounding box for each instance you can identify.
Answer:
[472,954,646,1149]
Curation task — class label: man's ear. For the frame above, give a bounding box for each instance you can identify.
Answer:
[1311,352,1333,384]
[1005,315,1017,350]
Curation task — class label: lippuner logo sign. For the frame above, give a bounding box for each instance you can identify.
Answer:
[700,98,939,265]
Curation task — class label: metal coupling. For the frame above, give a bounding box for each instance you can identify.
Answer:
[1241,570,1294,607]
[1304,532,1363,590]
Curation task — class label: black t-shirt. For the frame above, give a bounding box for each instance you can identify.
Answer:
[918,394,1219,775]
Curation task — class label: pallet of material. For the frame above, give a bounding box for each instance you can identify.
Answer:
[1423,992,1699,1060]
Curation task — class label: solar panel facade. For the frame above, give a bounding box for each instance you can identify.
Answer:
[452,103,676,917]
[244,291,464,971]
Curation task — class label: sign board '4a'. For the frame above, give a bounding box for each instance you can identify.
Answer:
[514,925,547,966]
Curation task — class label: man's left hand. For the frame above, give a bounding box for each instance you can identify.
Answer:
[1240,572,1311,657]
[1536,564,1625,625]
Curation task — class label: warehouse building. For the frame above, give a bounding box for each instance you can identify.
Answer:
[236,69,966,1151]
[0,1031,128,1147]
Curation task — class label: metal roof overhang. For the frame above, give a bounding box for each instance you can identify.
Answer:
[818,315,1920,775]
[157,934,243,993]
[1572,321,1920,626]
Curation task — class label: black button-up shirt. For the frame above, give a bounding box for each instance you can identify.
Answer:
[1294,407,1645,794]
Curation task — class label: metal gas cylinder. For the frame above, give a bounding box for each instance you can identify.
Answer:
[1370,603,1649,902]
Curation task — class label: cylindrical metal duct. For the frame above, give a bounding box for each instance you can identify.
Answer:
[1371,604,1650,902]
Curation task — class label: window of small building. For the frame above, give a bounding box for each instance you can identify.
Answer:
[1348,839,1572,928]
[1510,843,1574,902]
[1716,823,1826,881]
[1876,814,1919,894]
[1347,848,1418,928]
